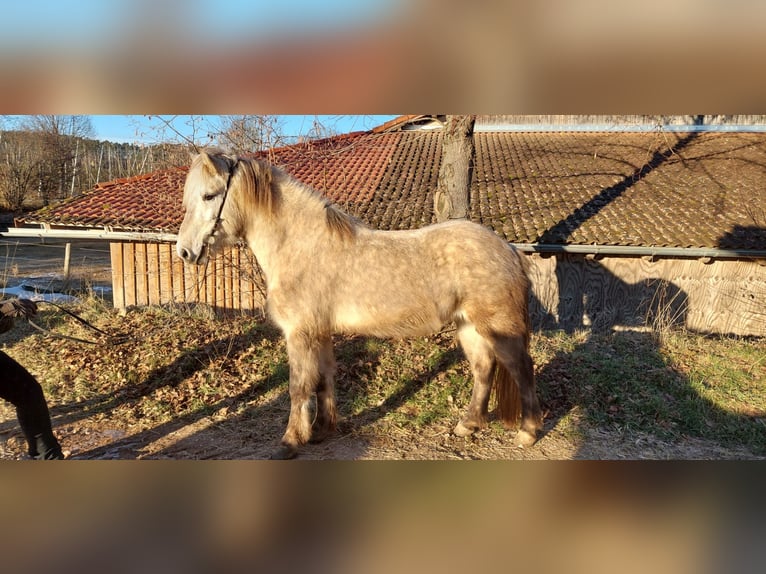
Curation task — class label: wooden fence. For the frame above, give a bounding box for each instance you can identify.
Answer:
[109,241,266,316]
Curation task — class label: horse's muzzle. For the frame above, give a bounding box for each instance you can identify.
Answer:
[177,244,207,265]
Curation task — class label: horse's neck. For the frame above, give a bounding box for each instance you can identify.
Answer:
[242,178,326,281]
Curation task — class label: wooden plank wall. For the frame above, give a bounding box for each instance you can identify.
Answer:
[110,241,766,336]
[526,253,766,336]
[110,242,266,316]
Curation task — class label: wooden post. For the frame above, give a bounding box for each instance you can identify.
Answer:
[63,242,72,282]
[110,242,127,313]
[434,115,475,222]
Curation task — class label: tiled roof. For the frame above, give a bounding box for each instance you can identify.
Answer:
[25,131,397,233]
[21,126,766,252]
[28,167,189,232]
[257,131,399,205]
[471,131,766,250]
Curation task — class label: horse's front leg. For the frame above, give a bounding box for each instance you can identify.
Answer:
[270,332,322,460]
[310,336,337,444]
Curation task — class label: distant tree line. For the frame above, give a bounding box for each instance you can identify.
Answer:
[0,115,191,211]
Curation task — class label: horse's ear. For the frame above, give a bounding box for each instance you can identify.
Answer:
[198,151,218,174]
[196,150,230,178]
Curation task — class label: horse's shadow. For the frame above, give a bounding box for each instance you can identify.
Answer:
[528,256,764,458]
[529,255,690,334]
[70,327,464,459]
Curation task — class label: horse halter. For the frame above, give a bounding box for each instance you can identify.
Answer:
[205,157,239,249]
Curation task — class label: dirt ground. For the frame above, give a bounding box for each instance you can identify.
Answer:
[3,393,762,461]
[97,413,763,460]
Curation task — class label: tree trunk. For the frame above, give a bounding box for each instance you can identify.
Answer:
[434,115,475,222]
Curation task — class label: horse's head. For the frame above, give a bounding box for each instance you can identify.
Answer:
[176,150,238,265]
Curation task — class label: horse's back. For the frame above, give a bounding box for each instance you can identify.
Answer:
[328,219,528,337]
[418,220,526,285]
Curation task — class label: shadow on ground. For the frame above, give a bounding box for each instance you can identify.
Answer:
[535,329,765,459]
[67,328,467,459]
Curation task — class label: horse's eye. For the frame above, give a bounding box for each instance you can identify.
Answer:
[202,193,217,201]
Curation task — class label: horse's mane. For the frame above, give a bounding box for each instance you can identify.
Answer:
[196,150,360,241]
[232,153,359,241]
[323,202,359,241]
[235,157,278,216]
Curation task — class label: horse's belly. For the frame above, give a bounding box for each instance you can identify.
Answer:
[333,302,444,338]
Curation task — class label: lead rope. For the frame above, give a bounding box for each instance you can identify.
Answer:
[27,300,129,346]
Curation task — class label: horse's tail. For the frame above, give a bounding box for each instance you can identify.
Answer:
[493,360,522,428]
[492,250,531,428]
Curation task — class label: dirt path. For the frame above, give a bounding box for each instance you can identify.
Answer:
[4,408,762,460]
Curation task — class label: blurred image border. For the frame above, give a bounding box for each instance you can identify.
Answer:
[1,0,764,114]
[1,1,764,572]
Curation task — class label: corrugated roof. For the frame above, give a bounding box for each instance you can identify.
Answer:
[20,125,766,252]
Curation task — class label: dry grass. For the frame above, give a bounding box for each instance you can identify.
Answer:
[1,296,764,460]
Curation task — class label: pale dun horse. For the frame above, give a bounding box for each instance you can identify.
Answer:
[177,150,543,459]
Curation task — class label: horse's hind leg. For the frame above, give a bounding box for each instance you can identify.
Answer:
[454,323,495,437]
[271,332,323,459]
[310,336,337,444]
[491,334,543,447]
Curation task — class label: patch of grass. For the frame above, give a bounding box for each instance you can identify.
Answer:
[335,334,469,431]
[3,298,288,431]
[535,328,765,455]
[661,332,766,450]
[1,294,763,459]
[553,405,588,442]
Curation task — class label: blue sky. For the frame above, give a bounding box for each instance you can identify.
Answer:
[90,115,398,144]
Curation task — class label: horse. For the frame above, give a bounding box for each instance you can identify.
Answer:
[176,150,543,459]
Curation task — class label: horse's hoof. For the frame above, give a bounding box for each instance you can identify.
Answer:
[454,420,478,437]
[269,445,299,460]
[309,427,335,444]
[514,429,538,448]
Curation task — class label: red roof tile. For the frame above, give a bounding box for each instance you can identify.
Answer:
[29,166,189,232]
[257,130,398,205]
